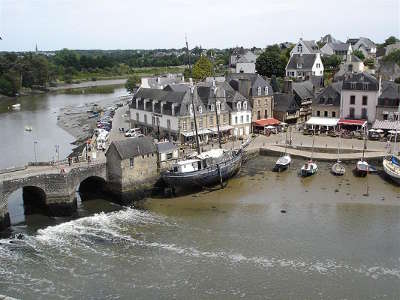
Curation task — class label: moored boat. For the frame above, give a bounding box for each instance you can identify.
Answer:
[331,132,345,176]
[354,127,369,177]
[274,129,291,172]
[12,103,21,110]
[383,127,400,184]
[300,130,317,177]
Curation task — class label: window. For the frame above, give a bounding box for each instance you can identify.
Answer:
[190,121,194,130]
[351,82,356,89]
[166,153,173,160]
[198,106,202,114]
[350,95,355,105]
[189,104,193,115]
[324,111,328,117]
[257,111,261,119]
[297,63,303,69]
[136,113,139,121]
[198,118,203,129]
[361,108,367,119]
[216,102,221,113]
[265,110,268,118]
[167,119,171,129]
[182,120,187,131]
[144,115,147,124]
[257,99,261,106]
[246,115,249,122]
[297,44,302,53]
[317,110,320,117]
[240,116,243,124]
[210,115,214,125]
[152,116,155,126]
[349,107,355,118]
[316,63,321,68]
[362,83,369,91]
[362,96,368,106]
[211,104,215,111]
[257,87,261,96]
[129,158,134,168]
[348,64,353,72]
[243,101,247,110]
[237,102,241,111]
[264,86,268,95]
[223,114,227,124]
[235,116,238,124]
[332,111,336,118]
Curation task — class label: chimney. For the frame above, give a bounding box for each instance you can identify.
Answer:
[283,78,293,94]
[238,78,251,97]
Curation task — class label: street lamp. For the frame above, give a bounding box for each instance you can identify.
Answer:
[33,141,38,163]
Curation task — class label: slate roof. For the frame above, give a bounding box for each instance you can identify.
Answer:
[156,141,177,153]
[302,40,320,53]
[379,81,400,100]
[273,93,300,113]
[107,136,156,160]
[292,81,315,100]
[314,82,342,106]
[133,88,187,103]
[342,72,379,91]
[163,84,191,93]
[287,54,317,70]
[226,73,273,97]
[225,91,251,112]
[329,43,350,52]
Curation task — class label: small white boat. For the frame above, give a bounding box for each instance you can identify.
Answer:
[332,161,345,176]
[355,127,369,177]
[24,126,32,132]
[382,127,400,184]
[300,130,317,177]
[274,130,291,172]
[12,104,21,110]
[301,160,318,177]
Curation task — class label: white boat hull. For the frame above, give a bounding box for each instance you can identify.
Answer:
[300,161,318,177]
[383,158,400,185]
[274,155,291,171]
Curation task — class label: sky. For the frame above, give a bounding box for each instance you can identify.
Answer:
[0,0,399,51]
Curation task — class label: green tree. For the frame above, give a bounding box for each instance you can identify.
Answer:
[125,75,141,93]
[183,68,192,80]
[321,55,342,70]
[192,56,213,81]
[256,45,286,77]
[383,36,399,47]
[353,50,365,60]
[382,49,400,65]
[363,58,375,68]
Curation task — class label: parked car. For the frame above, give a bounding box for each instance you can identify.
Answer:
[125,128,141,137]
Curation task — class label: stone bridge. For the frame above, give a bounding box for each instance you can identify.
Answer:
[0,161,106,230]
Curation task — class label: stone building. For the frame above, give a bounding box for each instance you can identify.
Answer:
[312,81,342,119]
[273,93,300,124]
[227,73,273,124]
[376,81,400,121]
[156,141,179,170]
[105,136,158,195]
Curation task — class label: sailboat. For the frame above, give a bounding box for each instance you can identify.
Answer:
[300,130,318,177]
[331,132,345,175]
[162,86,244,191]
[274,129,291,172]
[355,127,369,177]
[383,128,400,184]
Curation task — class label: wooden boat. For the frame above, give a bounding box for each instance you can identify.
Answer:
[274,130,291,172]
[300,131,317,177]
[331,132,345,175]
[383,129,400,184]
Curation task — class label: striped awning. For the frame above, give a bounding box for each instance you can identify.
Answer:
[372,120,400,130]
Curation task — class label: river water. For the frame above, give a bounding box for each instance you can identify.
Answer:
[1,92,400,299]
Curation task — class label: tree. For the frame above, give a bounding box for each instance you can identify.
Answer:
[256,45,286,77]
[353,50,365,61]
[321,55,342,70]
[183,68,192,80]
[383,36,399,47]
[192,56,213,81]
[363,58,375,68]
[125,75,141,93]
[270,75,280,92]
[382,49,400,65]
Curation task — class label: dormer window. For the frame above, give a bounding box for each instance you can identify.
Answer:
[257,87,261,96]
[362,83,369,90]
[211,104,215,111]
[216,101,221,114]
[351,82,356,89]
[243,101,247,110]
[297,63,303,69]
[297,44,303,53]
[264,86,268,95]
[198,106,202,114]
[237,101,241,111]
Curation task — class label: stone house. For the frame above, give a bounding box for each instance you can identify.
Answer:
[376,81,400,121]
[290,39,320,56]
[312,81,342,119]
[340,72,380,123]
[273,93,300,124]
[286,53,324,83]
[227,73,273,124]
[320,42,352,59]
[105,136,158,195]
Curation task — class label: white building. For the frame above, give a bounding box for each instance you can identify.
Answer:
[225,91,252,136]
[340,72,380,123]
[286,53,324,80]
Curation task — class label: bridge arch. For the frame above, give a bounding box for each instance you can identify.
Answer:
[77,176,107,201]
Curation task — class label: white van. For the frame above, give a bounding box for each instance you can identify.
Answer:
[125,128,141,137]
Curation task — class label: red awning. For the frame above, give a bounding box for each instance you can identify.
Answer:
[338,119,367,127]
[253,118,281,127]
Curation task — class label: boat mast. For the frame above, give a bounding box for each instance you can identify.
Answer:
[190,87,201,154]
[213,87,222,149]
[362,126,367,161]
[311,129,315,160]
[284,130,288,155]
[337,131,341,162]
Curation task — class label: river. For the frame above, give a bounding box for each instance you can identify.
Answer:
[1,92,400,299]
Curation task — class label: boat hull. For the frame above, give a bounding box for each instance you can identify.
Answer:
[355,161,369,177]
[383,159,400,185]
[331,162,345,176]
[274,156,291,172]
[162,151,243,189]
[300,162,318,177]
